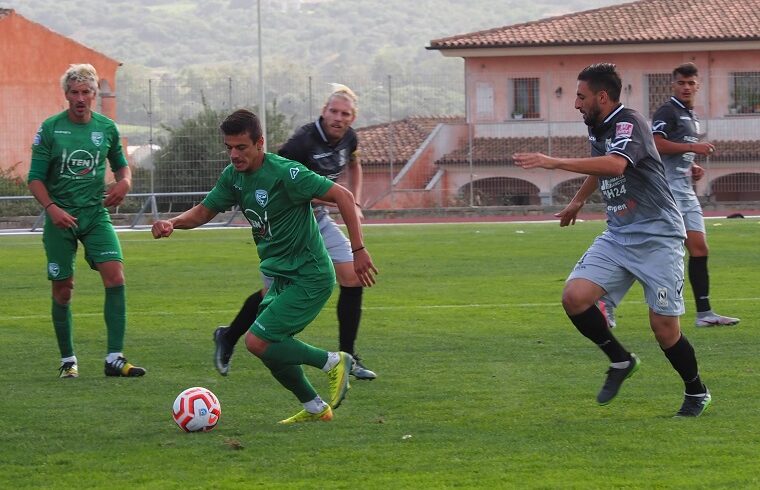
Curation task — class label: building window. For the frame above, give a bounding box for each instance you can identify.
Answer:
[476,82,494,119]
[731,72,760,114]
[511,78,539,119]
[646,73,671,118]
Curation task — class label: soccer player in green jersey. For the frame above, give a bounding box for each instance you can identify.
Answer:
[151,109,378,424]
[27,64,146,379]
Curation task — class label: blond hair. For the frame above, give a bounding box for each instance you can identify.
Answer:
[61,64,99,94]
[325,83,358,116]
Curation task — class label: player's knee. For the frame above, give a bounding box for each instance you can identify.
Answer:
[245,331,268,358]
[561,288,592,315]
[53,279,74,304]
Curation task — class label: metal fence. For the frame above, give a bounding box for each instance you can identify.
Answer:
[1,70,759,229]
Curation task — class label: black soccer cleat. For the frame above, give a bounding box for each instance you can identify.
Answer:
[597,353,640,405]
[213,326,234,376]
[675,389,711,417]
[104,356,146,377]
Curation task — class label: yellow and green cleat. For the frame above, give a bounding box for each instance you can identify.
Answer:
[278,405,333,424]
[327,352,353,409]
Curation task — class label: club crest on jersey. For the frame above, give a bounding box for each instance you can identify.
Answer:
[255,189,269,207]
[615,122,634,139]
[289,167,300,180]
[48,262,60,278]
[91,132,104,146]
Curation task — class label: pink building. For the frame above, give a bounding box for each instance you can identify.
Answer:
[360,0,760,209]
[0,9,121,179]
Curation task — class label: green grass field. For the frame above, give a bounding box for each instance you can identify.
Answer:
[2,219,759,488]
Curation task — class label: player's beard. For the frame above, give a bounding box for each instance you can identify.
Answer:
[582,103,602,127]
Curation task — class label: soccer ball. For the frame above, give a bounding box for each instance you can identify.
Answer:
[172,387,221,432]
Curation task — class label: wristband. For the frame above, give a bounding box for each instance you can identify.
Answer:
[44,202,55,210]
[352,246,365,254]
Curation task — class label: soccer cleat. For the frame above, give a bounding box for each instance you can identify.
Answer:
[597,353,640,405]
[598,300,617,328]
[327,352,353,409]
[695,313,740,327]
[675,389,712,417]
[213,326,234,376]
[278,405,333,424]
[58,361,79,378]
[104,356,146,377]
[350,355,377,380]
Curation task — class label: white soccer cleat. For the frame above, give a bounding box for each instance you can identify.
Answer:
[695,313,740,327]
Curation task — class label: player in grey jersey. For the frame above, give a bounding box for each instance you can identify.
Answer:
[513,63,711,417]
[601,63,740,329]
[652,63,739,327]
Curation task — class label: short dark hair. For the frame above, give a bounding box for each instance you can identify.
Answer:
[673,62,699,79]
[577,63,622,103]
[220,109,262,142]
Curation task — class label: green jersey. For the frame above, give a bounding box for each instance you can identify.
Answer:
[203,153,335,286]
[28,110,128,210]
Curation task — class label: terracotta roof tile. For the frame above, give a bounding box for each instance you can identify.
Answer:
[429,0,760,49]
[357,116,464,166]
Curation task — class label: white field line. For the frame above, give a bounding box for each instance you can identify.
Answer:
[4,297,760,321]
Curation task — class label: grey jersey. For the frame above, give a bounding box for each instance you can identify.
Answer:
[651,97,700,200]
[587,104,686,244]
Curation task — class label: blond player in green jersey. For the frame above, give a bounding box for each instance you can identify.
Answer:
[27,64,145,379]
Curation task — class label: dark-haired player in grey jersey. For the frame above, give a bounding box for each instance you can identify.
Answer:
[653,63,739,327]
[513,63,711,417]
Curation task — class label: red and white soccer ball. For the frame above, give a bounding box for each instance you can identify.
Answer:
[172,387,221,432]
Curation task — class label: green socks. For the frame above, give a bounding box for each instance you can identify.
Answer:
[104,285,126,353]
[52,300,74,358]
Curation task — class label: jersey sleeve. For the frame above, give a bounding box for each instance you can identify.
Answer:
[202,165,238,212]
[277,128,310,165]
[651,104,675,138]
[107,123,129,172]
[27,124,51,183]
[607,114,649,168]
[280,160,334,202]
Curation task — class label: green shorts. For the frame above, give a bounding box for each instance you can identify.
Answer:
[42,206,123,281]
[251,277,334,342]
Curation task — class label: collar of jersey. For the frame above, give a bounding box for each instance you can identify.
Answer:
[591,103,625,139]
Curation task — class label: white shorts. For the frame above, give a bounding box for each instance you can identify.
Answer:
[677,198,705,233]
[567,233,686,316]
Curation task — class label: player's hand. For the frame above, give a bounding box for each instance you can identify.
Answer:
[352,248,378,287]
[512,152,558,170]
[47,204,78,229]
[555,200,584,227]
[151,220,174,239]
[691,142,715,157]
[691,164,705,181]
[104,180,130,207]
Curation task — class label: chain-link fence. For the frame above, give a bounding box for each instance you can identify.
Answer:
[1,70,759,229]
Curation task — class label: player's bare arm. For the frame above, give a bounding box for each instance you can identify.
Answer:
[320,183,378,287]
[348,153,364,220]
[104,166,132,208]
[152,204,218,238]
[654,134,715,156]
[513,152,627,176]
[28,179,77,229]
